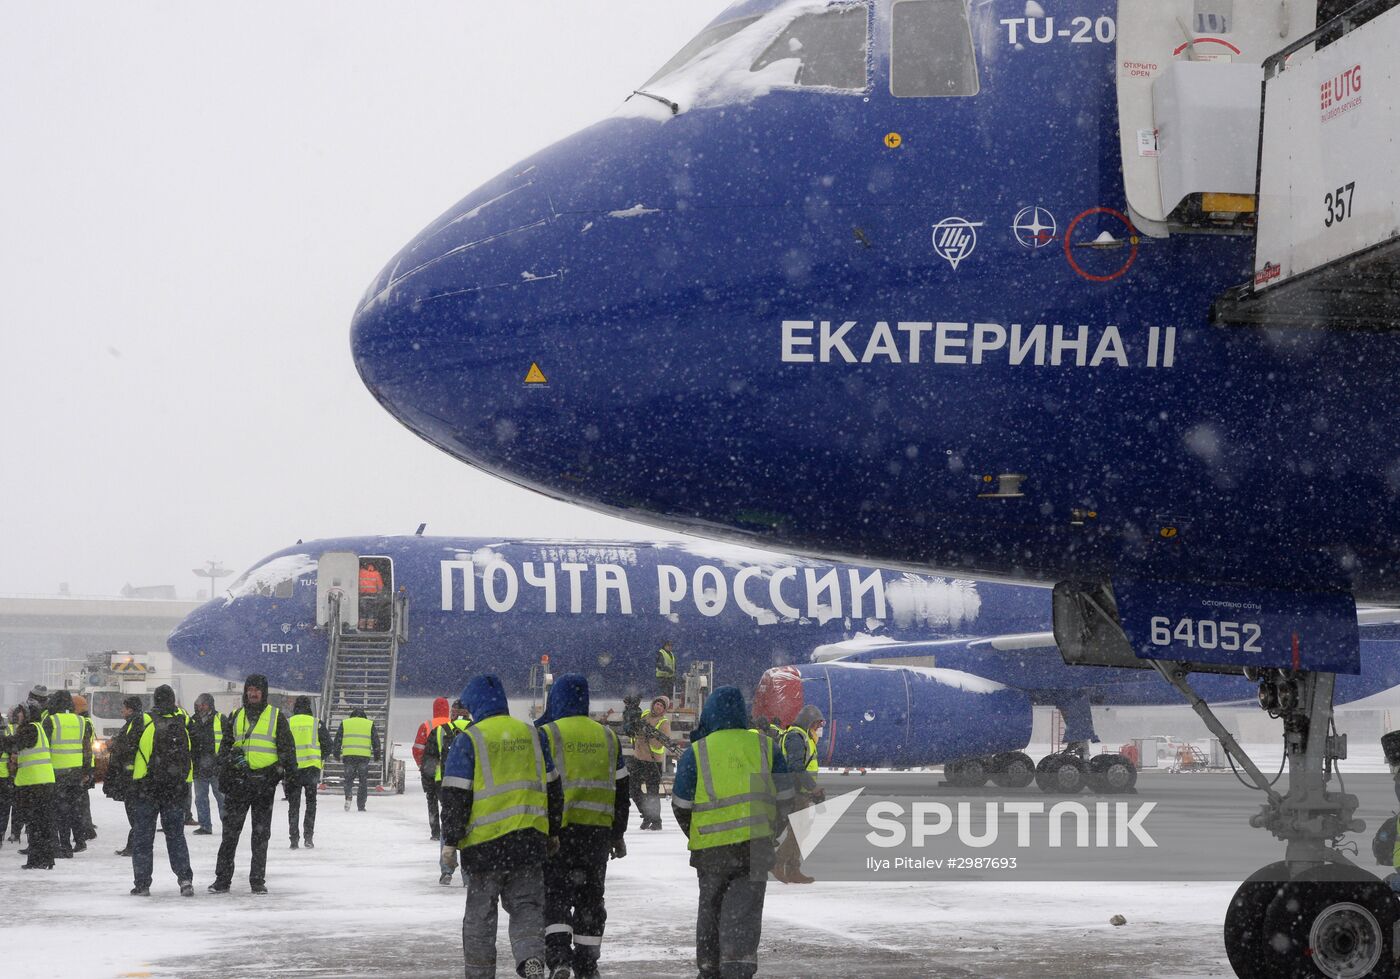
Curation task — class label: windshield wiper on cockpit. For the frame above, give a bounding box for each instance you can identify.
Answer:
[628,89,680,115]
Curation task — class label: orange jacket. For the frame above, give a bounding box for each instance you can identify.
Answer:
[412,697,451,767]
[359,565,384,595]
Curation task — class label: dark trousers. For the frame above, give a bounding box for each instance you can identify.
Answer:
[286,768,319,842]
[124,798,137,852]
[343,757,371,809]
[131,795,192,888]
[695,866,767,979]
[77,783,95,838]
[0,779,12,841]
[17,784,55,866]
[53,774,83,854]
[544,847,610,975]
[628,759,662,824]
[422,776,440,837]
[215,788,275,886]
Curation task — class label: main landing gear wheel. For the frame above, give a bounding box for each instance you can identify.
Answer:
[944,757,990,788]
[1224,862,1291,979]
[1035,753,1086,794]
[1086,753,1137,794]
[1261,866,1398,979]
[990,751,1036,789]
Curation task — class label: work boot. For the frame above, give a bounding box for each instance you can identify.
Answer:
[192,828,213,835]
[72,842,87,853]
[22,860,54,870]
[130,885,150,896]
[304,838,314,849]
[251,882,268,894]
[207,881,231,893]
[520,958,547,978]
[56,849,74,859]
[344,800,351,811]
[114,848,132,857]
[430,830,440,841]
[290,839,299,849]
[179,880,194,897]
[439,871,454,886]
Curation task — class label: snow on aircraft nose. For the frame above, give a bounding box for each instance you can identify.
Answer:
[167,598,238,673]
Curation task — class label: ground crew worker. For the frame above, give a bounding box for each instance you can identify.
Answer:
[440,674,563,979]
[129,684,194,896]
[43,688,91,857]
[107,696,145,856]
[535,674,629,979]
[414,696,452,839]
[334,708,380,811]
[629,696,672,830]
[672,686,792,979]
[71,694,98,842]
[189,693,225,834]
[359,559,385,630]
[655,640,676,698]
[424,700,473,883]
[5,703,57,869]
[0,712,13,849]
[285,696,330,848]
[774,705,825,884]
[210,674,296,894]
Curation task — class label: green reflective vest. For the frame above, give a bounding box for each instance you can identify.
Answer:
[289,714,322,769]
[340,716,374,758]
[656,646,676,679]
[687,729,777,851]
[133,711,193,783]
[0,721,13,781]
[233,706,282,770]
[1392,815,1400,869]
[15,722,56,787]
[210,713,224,754]
[780,726,819,773]
[456,714,548,849]
[541,715,618,830]
[433,718,472,782]
[48,712,86,772]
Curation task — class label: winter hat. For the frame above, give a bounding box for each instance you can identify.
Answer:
[153,684,177,711]
[195,693,216,711]
[122,695,143,712]
[71,694,89,714]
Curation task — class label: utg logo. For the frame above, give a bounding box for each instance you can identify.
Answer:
[1320,64,1362,110]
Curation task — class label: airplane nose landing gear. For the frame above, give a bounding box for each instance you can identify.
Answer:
[1147,662,1398,978]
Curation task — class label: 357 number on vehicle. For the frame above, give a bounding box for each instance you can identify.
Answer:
[1324,182,1355,228]
[1148,616,1263,653]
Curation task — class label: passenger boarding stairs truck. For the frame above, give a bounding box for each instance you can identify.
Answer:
[314,551,407,794]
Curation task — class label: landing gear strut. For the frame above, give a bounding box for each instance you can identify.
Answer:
[1149,663,1394,979]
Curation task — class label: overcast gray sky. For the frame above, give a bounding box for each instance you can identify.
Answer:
[0,1,723,598]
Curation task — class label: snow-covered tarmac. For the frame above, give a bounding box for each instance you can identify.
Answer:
[4,779,1258,978]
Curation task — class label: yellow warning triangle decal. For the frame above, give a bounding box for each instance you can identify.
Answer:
[524,362,547,384]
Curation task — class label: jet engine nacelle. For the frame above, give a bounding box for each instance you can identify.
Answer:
[753,661,1032,770]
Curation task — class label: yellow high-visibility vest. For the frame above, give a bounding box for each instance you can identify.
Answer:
[541,715,618,830]
[340,716,374,758]
[289,714,322,769]
[449,714,548,849]
[15,723,57,788]
[233,707,282,770]
[686,729,777,851]
[48,712,86,772]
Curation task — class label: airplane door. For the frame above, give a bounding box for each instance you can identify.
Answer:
[316,551,359,629]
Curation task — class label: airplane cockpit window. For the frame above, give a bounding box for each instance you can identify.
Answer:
[642,16,761,88]
[226,553,316,601]
[749,5,870,90]
[890,0,980,97]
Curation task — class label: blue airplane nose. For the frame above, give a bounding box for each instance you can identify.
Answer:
[167,599,235,672]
